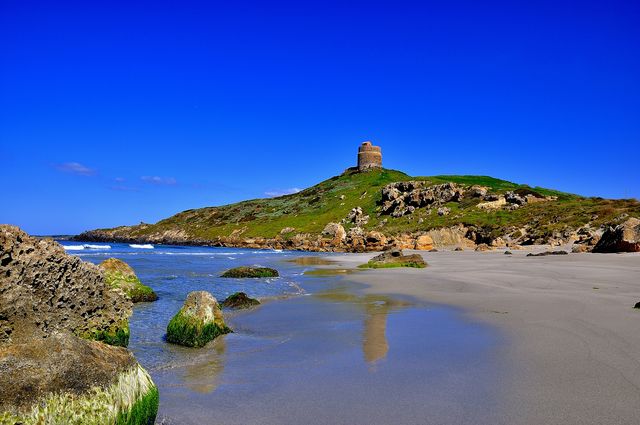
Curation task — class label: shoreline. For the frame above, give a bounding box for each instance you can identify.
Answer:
[323,249,640,424]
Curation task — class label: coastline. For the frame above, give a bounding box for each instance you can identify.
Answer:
[324,248,640,425]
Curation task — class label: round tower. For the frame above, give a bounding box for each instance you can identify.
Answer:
[357,141,382,171]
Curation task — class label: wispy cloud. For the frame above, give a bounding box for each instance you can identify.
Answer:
[141,176,177,186]
[109,185,139,192]
[55,162,96,176]
[264,187,302,197]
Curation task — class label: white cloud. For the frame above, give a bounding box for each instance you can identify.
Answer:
[55,162,96,176]
[264,187,302,197]
[141,176,177,185]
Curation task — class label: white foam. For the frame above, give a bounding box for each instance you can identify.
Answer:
[84,244,111,249]
[62,245,85,251]
[130,244,154,249]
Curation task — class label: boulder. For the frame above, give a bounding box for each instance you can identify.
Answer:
[0,225,132,347]
[437,207,451,216]
[166,291,231,348]
[345,207,369,226]
[634,302,640,309]
[414,235,434,251]
[220,292,260,309]
[99,258,158,303]
[0,226,157,424]
[468,185,488,198]
[475,243,493,252]
[593,218,640,253]
[0,333,158,424]
[221,266,279,278]
[360,249,427,269]
[365,231,387,250]
[381,182,464,217]
[321,222,346,245]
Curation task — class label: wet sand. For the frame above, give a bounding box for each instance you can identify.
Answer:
[331,248,640,425]
[155,275,505,424]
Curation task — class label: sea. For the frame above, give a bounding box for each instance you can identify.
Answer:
[61,241,506,425]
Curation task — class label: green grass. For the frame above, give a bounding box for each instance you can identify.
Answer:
[0,365,157,425]
[79,168,640,245]
[358,261,427,269]
[166,311,231,348]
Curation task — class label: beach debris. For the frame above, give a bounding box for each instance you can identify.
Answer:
[221,266,279,278]
[100,258,158,303]
[220,292,260,309]
[166,291,231,348]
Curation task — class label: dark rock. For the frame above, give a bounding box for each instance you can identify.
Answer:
[361,250,427,268]
[634,302,640,309]
[221,292,260,309]
[526,251,569,257]
[504,251,513,255]
[0,225,132,346]
[221,266,279,278]
[593,218,640,253]
[167,291,231,347]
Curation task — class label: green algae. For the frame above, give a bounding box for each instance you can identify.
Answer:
[79,320,130,347]
[221,266,279,278]
[358,261,427,269]
[166,310,231,348]
[101,259,158,303]
[220,292,260,309]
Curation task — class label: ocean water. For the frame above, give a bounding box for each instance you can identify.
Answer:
[62,241,505,424]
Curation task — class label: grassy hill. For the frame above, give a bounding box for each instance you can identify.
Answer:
[76,168,639,248]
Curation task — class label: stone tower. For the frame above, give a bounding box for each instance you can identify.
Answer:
[357,141,382,171]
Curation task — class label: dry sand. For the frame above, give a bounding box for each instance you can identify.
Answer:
[328,247,640,425]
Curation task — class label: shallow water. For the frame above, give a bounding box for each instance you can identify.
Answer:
[63,242,505,424]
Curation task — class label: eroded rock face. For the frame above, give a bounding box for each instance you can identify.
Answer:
[414,235,434,251]
[0,225,132,346]
[593,218,640,253]
[322,223,347,244]
[0,226,158,424]
[99,258,158,303]
[166,291,231,348]
[381,182,464,217]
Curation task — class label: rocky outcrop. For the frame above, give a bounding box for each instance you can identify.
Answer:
[221,266,279,278]
[0,225,132,347]
[166,291,231,348]
[344,207,369,226]
[221,292,260,309]
[360,249,427,269]
[381,182,464,217]
[99,258,158,303]
[414,235,434,250]
[322,223,346,245]
[0,333,158,424]
[593,218,640,253]
[0,225,158,424]
[526,251,569,257]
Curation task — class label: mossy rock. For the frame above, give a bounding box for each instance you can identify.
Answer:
[166,291,231,348]
[82,320,131,347]
[358,250,427,269]
[220,266,279,278]
[0,334,158,425]
[100,258,158,303]
[220,292,261,309]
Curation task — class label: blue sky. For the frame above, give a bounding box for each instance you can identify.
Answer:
[1,0,639,235]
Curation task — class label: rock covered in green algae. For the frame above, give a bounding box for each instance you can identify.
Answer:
[99,258,158,303]
[0,226,158,424]
[0,225,132,347]
[220,292,261,309]
[359,249,427,269]
[167,291,231,348]
[220,266,279,278]
[0,333,158,425]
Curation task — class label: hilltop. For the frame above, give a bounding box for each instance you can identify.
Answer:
[74,168,640,252]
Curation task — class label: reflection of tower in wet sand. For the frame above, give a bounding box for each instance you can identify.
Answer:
[362,301,390,364]
[183,337,226,394]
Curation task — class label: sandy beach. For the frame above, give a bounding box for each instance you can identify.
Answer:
[328,248,640,425]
